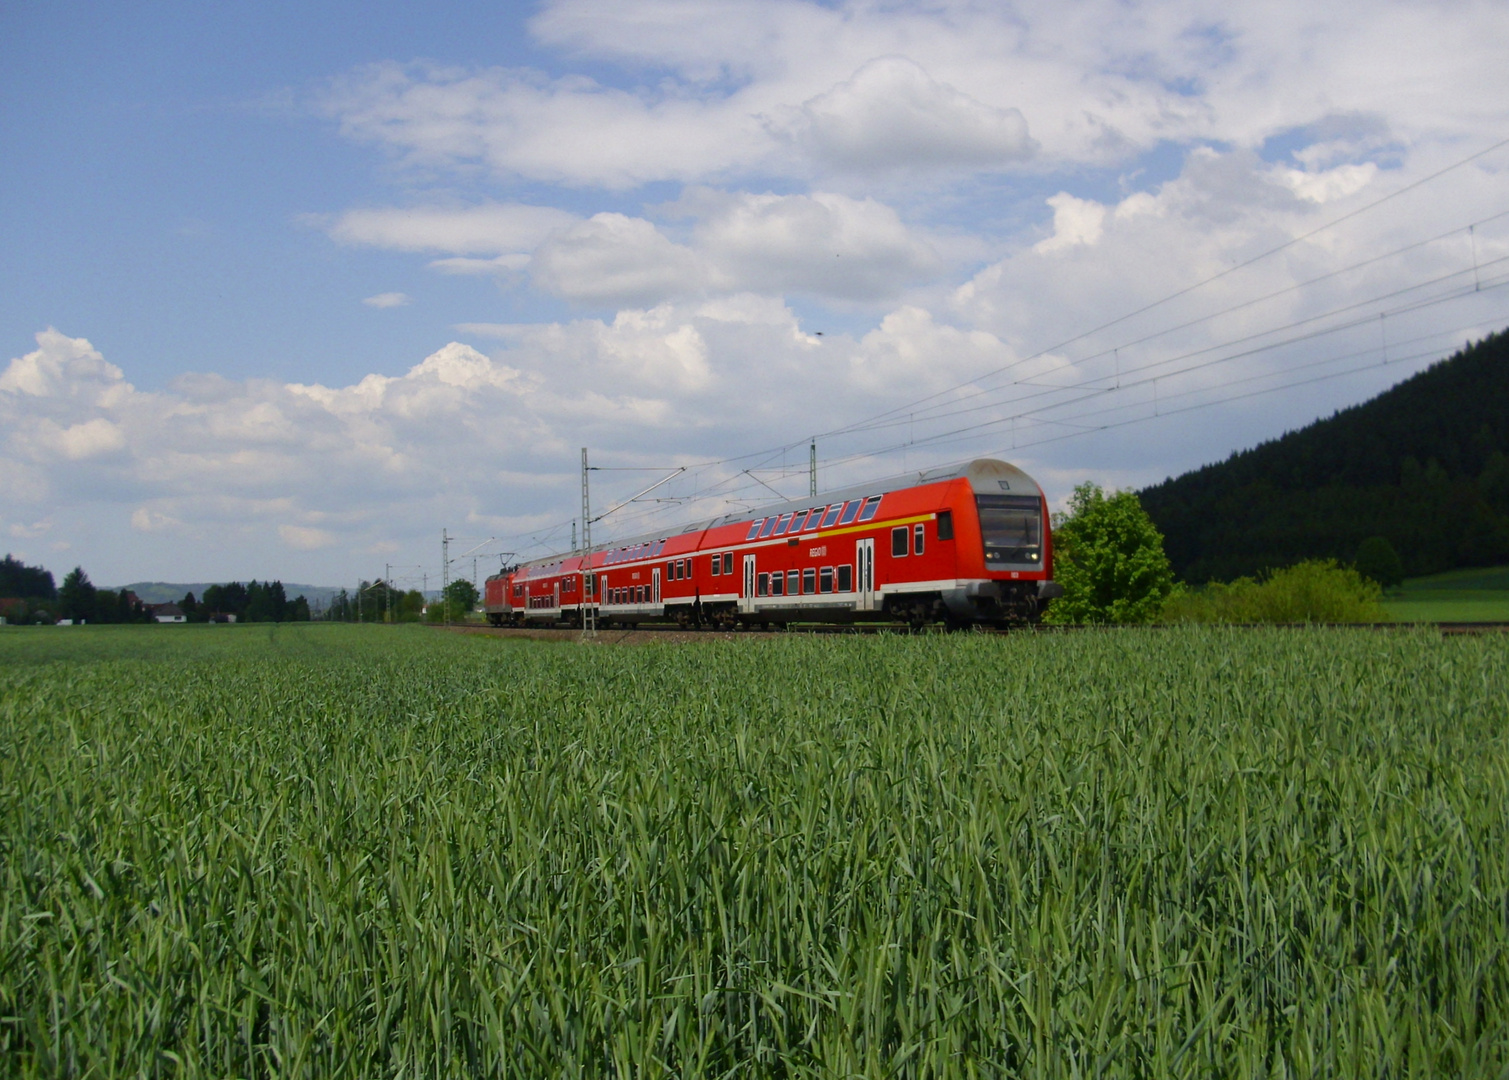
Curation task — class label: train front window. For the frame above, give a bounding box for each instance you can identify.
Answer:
[976,495,1042,567]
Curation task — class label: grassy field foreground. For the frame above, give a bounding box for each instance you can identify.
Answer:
[2,624,1507,1076]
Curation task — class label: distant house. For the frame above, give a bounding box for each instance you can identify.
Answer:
[150,602,186,624]
[208,613,237,624]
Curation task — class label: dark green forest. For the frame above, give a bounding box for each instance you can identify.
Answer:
[1140,329,1509,582]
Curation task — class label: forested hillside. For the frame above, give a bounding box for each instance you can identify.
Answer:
[1139,330,1509,582]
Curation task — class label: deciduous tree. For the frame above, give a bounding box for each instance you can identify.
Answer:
[1045,484,1175,624]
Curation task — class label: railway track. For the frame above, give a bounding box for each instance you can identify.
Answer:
[441,620,1509,642]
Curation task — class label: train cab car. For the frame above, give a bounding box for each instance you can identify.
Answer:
[691,457,1058,628]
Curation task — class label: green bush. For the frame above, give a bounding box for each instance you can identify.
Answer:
[1043,483,1175,624]
[1163,559,1391,623]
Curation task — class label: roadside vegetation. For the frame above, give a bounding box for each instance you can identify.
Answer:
[3,624,1506,1076]
[1161,559,1391,624]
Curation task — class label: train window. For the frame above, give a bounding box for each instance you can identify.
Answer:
[789,510,808,532]
[802,568,816,594]
[667,561,675,580]
[804,509,824,531]
[773,512,795,536]
[892,526,909,557]
[711,555,721,576]
[838,564,853,591]
[722,552,733,575]
[681,558,689,579]
[746,519,764,540]
[759,517,779,539]
[857,495,882,522]
[837,501,861,526]
[757,573,770,597]
[820,504,843,528]
[937,510,954,540]
[770,571,784,596]
[786,569,799,595]
[914,523,925,556]
[820,567,834,593]
[976,494,1043,567]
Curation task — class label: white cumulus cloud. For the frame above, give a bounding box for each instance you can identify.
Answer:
[279,524,337,550]
[531,213,705,305]
[327,202,578,254]
[362,292,411,308]
[784,57,1036,172]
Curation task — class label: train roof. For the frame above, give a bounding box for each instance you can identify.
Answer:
[513,458,1041,573]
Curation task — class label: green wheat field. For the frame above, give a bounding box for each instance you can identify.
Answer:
[2,624,1507,1077]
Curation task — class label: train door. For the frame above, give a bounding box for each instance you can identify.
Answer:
[553,581,560,611]
[741,555,756,614]
[652,567,661,607]
[856,538,876,611]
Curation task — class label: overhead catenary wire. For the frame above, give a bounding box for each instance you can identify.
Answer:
[472,136,1509,562]
[816,134,1509,440]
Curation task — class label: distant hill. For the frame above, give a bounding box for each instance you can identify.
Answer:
[1139,329,1509,582]
[118,581,345,608]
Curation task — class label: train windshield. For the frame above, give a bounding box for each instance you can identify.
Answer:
[976,494,1042,567]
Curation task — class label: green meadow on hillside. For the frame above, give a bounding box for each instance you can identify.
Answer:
[1383,564,1509,622]
[2,623,1507,1076]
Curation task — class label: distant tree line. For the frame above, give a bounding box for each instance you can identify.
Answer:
[0,554,55,599]
[1139,329,1509,581]
[57,568,156,624]
[320,579,477,622]
[184,580,311,623]
[0,555,313,625]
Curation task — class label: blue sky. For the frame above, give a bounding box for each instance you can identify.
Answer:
[4,0,1508,588]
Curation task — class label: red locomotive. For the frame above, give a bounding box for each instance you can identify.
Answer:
[484,458,1061,629]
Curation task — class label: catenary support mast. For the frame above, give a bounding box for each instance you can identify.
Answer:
[581,447,595,637]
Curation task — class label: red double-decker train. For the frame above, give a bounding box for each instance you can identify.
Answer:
[484,458,1061,629]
